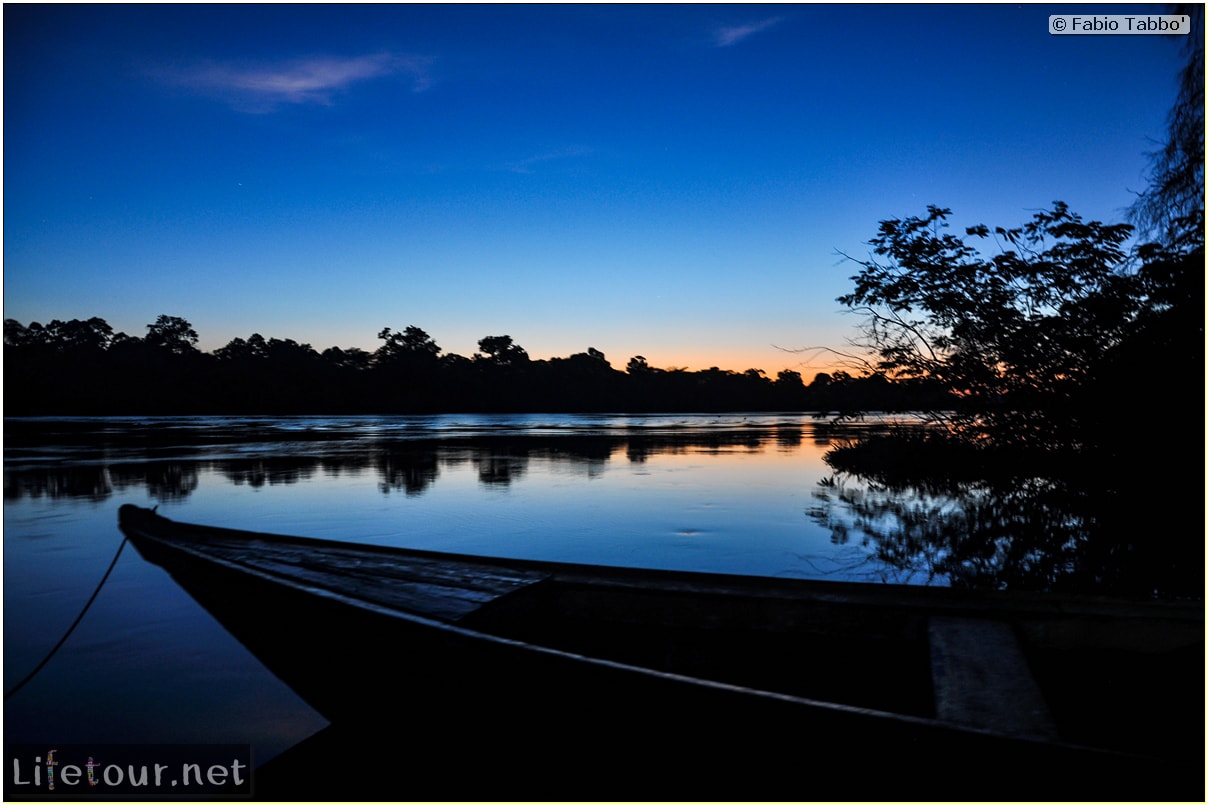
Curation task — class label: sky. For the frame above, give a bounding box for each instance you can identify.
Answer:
[2,3,1190,376]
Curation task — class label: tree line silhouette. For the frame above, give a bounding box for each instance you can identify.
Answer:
[3,316,948,415]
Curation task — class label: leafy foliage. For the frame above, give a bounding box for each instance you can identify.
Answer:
[837,202,1176,447]
[476,335,530,366]
[1129,4,1204,242]
[145,314,200,354]
[376,326,441,363]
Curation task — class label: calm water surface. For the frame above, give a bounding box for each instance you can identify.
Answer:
[1,413,940,762]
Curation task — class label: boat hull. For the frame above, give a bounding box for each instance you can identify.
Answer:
[119,505,1204,800]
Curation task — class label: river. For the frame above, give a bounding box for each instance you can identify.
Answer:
[2,411,1190,768]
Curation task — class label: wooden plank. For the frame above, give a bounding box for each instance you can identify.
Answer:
[929,617,1058,741]
[188,535,549,622]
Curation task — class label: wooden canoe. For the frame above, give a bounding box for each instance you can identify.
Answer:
[116,504,1203,800]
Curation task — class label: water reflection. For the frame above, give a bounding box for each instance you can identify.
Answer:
[146,462,200,501]
[810,464,1200,599]
[474,452,528,487]
[4,419,812,502]
[221,458,319,489]
[811,474,1088,589]
[5,414,1193,598]
[377,449,440,495]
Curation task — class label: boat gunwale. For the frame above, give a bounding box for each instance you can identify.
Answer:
[117,506,1202,618]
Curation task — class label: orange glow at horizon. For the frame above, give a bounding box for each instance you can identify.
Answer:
[589,346,861,379]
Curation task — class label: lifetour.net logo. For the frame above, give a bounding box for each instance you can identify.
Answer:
[5,744,252,798]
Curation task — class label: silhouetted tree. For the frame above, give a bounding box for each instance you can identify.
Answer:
[49,318,115,352]
[476,335,529,366]
[145,315,199,355]
[367,326,442,410]
[215,333,268,361]
[4,317,116,353]
[775,369,803,387]
[322,346,373,371]
[838,203,1143,446]
[376,326,441,365]
[108,331,141,349]
[558,347,612,372]
[4,319,31,346]
[1129,4,1204,242]
[626,355,654,375]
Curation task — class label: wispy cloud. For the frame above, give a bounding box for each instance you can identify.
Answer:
[157,53,432,112]
[503,146,595,174]
[713,17,783,47]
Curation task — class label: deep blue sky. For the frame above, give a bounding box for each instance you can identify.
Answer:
[3,4,1187,374]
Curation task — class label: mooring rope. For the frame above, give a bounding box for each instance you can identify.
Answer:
[4,535,130,700]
